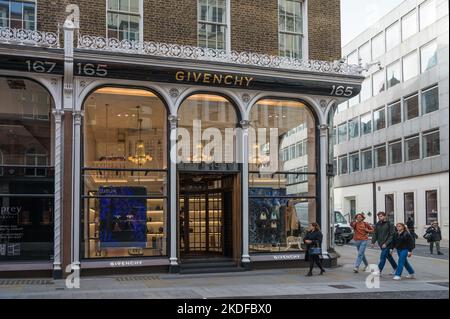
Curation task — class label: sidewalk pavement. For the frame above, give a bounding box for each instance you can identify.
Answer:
[0,246,448,299]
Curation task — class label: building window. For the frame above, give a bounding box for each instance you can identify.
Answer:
[372,32,385,60]
[0,0,36,30]
[337,102,348,114]
[422,86,439,114]
[374,107,386,131]
[402,9,418,41]
[388,140,402,165]
[385,194,395,223]
[360,78,372,102]
[404,193,415,226]
[347,50,358,65]
[387,61,401,89]
[279,0,304,59]
[404,94,419,121]
[405,135,420,161]
[0,76,55,261]
[361,148,372,170]
[349,152,360,173]
[403,51,419,82]
[348,118,359,139]
[82,87,168,259]
[423,130,440,158]
[338,155,348,175]
[372,69,385,95]
[107,0,141,41]
[360,112,372,135]
[332,127,337,146]
[359,41,371,65]
[388,101,402,126]
[375,144,386,167]
[249,99,317,253]
[338,123,347,144]
[348,95,360,108]
[386,21,400,52]
[198,0,228,50]
[420,0,437,31]
[425,190,438,225]
[420,40,438,73]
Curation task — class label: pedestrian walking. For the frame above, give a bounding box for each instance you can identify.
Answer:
[406,217,418,249]
[351,213,374,273]
[425,222,444,255]
[392,223,415,280]
[371,212,397,275]
[303,222,325,277]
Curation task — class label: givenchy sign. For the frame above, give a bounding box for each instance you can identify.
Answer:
[175,71,254,88]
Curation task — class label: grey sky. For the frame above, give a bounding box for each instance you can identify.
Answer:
[341,0,405,46]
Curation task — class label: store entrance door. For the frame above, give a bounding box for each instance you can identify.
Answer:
[179,173,238,260]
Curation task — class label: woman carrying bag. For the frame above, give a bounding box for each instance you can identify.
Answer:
[303,222,325,277]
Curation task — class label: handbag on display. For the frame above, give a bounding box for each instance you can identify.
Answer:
[259,210,268,221]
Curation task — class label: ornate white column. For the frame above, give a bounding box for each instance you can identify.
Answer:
[319,124,330,256]
[168,115,179,270]
[240,120,251,266]
[71,110,83,270]
[52,108,64,279]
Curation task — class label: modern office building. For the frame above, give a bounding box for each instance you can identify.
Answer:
[333,0,449,240]
[0,0,363,278]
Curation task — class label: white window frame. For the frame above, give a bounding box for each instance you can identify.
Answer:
[421,84,439,115]
[420,39,438,73]
[0,0,37,30]
[197,0,231,52]
[278,0,307,59]
[402,50,419,82]
[361,148,373,170]
[422,129,440,158]
[388,139,403,165]
[106,0,144,42]
[404,134,421,162]
[401,8,418,42]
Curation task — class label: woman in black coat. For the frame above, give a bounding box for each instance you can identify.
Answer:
[303,222,325,276]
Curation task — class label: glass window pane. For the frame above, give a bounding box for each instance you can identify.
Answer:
[426,190,438,225]
[362,149,372,170]
[217,0,226,23]
[359,41,371,65]
[389,141,402,164]
[388,102,402,126]
[385,194,395,223]
[387,61,401,89]
[375,145,386,167]
[23,3,35,22]
[372,69,385,95]
[386,21,400,51]
[360,113,372,135]
[404,193,415,224]
[405,136,420,161]
[374,107,386,131]
[338,123,347,143]
[119,0,129,12]
[130,0,140,13]
[403,51,418,82]
[10,1,22,20]
[348,118,359,139]
[10,18,21,29]
[199,0,208,21]
[339,156,348,175]
[420,0,436,30]
[402,9,418,41]
[347,50,358,65]
[423,131,440,158]
[108,0,119,11]
[372,32,385,60]
[349,153,360,173]
[404,94,419,120]
[107,13,118,29]
[421,41,438,73]
[422,86,439,114]
[360,78,372,102]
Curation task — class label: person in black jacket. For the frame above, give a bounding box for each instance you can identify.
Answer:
[303,222,325,277]
[425,222,444,255]
[392,223,415,281]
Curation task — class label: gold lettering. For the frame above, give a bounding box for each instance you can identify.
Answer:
[224,75,233,85]
[187,72,191,82]
[193,72,202,82]
[234,76,244,86]
[213,74,223,84]
[203,73,212,83]
[245,77,254,87]
[175,71,185,81]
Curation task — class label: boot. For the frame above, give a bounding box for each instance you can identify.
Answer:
[306,271,313,277]
[320,268,326,275]
[438,251,444,255]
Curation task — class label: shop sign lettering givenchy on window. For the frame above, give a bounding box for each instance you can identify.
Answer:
[175,71,254,88]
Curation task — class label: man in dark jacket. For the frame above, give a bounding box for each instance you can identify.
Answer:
[371,212,397,275]
[425,222,444,255]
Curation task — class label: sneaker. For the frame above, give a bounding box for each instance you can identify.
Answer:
[393,276,401,281]
[438,252,444,256]
[405,274,415,279]
[363,266,371,273]
[353,268,359,273]
[390,270,397,275]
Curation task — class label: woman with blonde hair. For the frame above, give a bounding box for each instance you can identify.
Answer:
[392,223,415,281]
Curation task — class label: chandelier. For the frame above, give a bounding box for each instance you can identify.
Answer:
[128,106,153,165]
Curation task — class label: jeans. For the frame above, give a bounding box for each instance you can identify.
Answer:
[378,245,397,273]
[395,249,415,277]
[430,241,441,253]
[354,240,369,269]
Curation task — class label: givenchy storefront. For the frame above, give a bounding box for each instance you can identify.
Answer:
[0,22,363,278]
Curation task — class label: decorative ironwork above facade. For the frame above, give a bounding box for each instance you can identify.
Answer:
[0,27,60,48]
[77,33,363,77]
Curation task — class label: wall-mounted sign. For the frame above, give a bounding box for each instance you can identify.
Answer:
[74,59,361,98]
[0,54,64,75]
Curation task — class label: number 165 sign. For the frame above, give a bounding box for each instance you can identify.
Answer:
[330,85,355,97]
